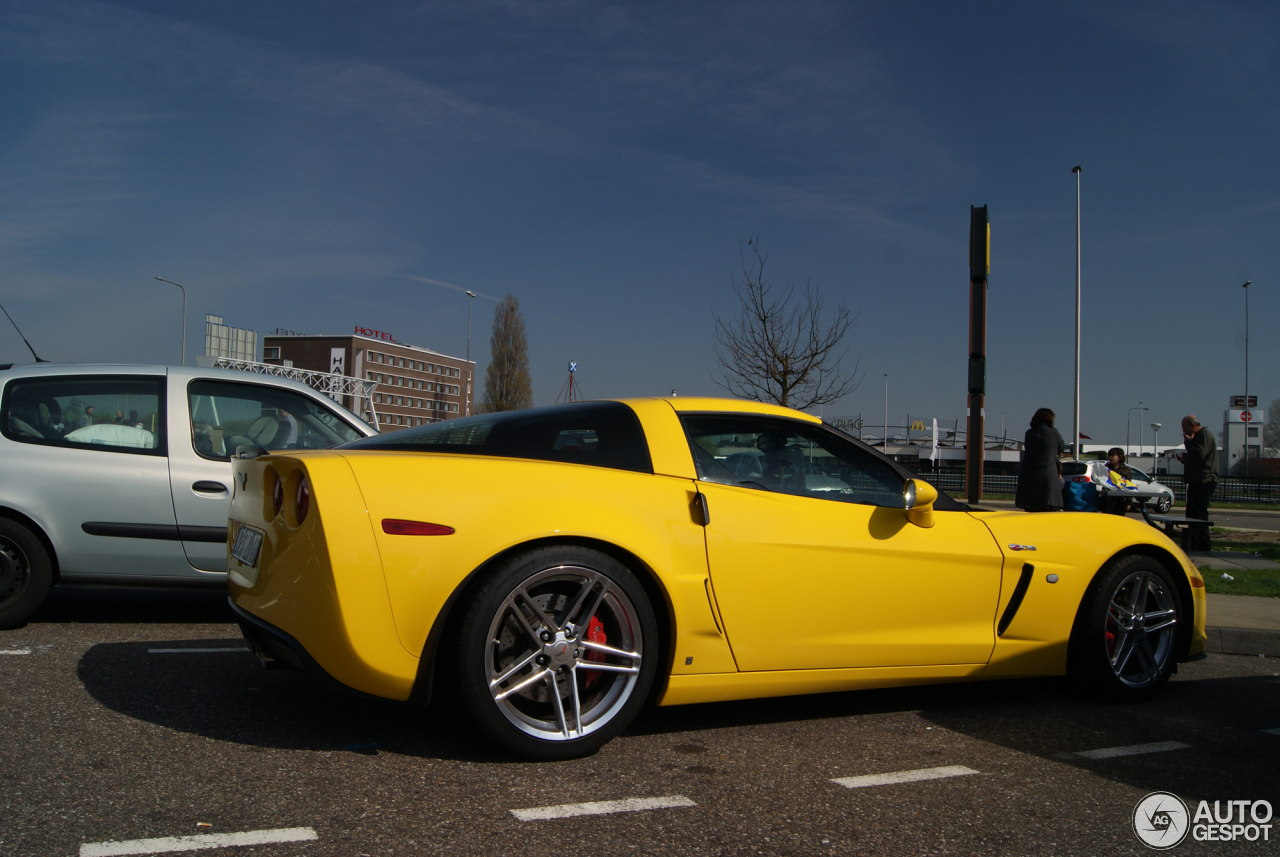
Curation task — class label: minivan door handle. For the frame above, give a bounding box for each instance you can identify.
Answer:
[192,481,229,494]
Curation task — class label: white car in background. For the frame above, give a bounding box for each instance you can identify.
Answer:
[1062,460,1175,513]
[0,363,377,628]
[1127,467,1176,513]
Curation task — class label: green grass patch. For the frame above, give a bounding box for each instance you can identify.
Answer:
[1187,501,1280,511]
[1198,566,1280,598]
[1210,539,1280,563]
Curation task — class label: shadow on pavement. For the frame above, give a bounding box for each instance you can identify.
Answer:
[637,662,1279,801]
[77,634,1279,793]
[30,587,235,624]
[77,637,500,763]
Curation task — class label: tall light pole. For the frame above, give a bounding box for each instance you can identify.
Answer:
[1151,422,1162,473]
[1071,166,1082,460]
[1127,404,1147,457]
[1243,280,1252,476]
[154,277,187,365]
[883,373,889,455]
[465,289,476,417]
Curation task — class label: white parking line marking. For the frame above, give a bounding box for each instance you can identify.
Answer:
[1262,728,1280,736]
[830,765,980,789]
[146,648,250,654]
[1073,741,1191,760]
[510,795,696,822]
[0,649,32,655]
[80,826,317,856]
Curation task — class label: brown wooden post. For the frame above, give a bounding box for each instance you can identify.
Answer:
[966,206,989,504]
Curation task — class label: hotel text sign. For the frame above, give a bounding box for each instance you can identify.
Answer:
[355,325,394,341]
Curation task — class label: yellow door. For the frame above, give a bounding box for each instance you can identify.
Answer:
[683,414,1004,672]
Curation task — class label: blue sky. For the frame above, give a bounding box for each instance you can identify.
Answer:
[1,1,1277,445]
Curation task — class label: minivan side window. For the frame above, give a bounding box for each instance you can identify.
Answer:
[1,376,166,455]
[188,380,364,460]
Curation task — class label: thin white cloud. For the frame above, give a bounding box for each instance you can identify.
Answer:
[397,274,501,302]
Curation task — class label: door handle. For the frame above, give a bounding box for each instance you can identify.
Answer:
[192,481,229,494]
[692,492,710,526]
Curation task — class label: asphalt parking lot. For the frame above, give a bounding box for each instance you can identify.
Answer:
[2,589,1278,857]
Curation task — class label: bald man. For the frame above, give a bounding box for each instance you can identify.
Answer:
[1181,414,1218,551]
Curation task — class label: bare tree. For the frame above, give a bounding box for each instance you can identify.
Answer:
[712,238,861,411]
[480,293,533,413]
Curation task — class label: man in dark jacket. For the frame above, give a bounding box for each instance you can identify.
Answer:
[1181,415,1218,551]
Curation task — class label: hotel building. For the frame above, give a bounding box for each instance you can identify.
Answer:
[262,329,474,431]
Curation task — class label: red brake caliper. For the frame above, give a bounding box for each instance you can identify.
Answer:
[582,615,607,689]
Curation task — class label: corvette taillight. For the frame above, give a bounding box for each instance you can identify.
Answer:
[296,477,311,524]
[272,477,285,518]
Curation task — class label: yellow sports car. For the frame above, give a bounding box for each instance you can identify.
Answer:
[226,398,1207,759]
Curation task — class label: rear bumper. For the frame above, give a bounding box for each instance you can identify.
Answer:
[230,597,391,704]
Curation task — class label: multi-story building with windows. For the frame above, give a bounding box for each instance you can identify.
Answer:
[262,329,474,432]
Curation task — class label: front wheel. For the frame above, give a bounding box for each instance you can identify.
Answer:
[0,519,54,630]
[1154,495,1172,514]
[452,546,659,760]
[1070,555,1183,700]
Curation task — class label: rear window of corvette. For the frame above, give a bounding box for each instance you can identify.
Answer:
[340,401,653,473]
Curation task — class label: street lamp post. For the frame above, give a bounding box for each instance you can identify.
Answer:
[1127,405,1147,458]
[883,373,889,455]
[1071,166,1082,460]
[465,290,476,417]
[154,277,187,365]
[1243,280,1252,476]
[1151,422,1162,473]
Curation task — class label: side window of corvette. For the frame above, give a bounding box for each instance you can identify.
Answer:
[680,414,904,507]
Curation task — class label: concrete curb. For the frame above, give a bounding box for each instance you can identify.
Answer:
[1204,626,1280,657]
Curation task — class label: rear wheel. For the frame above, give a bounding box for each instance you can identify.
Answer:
[1070,555,1182,700]
[453,546,658,760]
[0,519,53,630]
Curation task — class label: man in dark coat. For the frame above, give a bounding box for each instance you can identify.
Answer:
[1016,408,1067,511]
[1181,414,1218,551]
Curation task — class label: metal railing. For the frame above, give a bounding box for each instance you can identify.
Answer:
[1145,476,1280,505]
[912,468,1280,505]
[201,356,380,427]
[827,417,1023,452]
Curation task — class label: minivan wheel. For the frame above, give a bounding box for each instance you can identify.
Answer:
[0,519,53,630]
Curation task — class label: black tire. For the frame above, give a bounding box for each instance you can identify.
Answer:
[452,545,660,760]
[1070,554,1183,701]
[1155,495,1172,514]
[0,519,54,630]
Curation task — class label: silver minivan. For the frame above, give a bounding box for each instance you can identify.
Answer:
[0,363,377,627]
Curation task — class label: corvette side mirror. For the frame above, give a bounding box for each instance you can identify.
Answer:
[903,478,938,529]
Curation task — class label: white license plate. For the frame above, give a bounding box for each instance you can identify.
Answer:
[230,525,264,568]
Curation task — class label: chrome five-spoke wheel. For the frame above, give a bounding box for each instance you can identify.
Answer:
[1071,554,1184,700]
[456,546,658,760]
[1104,569,1177,689]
